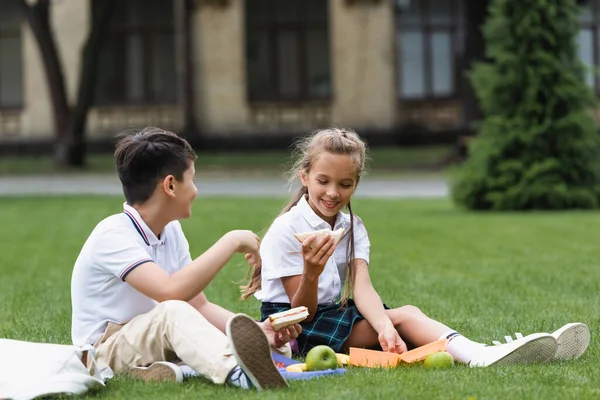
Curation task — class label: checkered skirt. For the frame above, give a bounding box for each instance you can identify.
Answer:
[261,299,389,355]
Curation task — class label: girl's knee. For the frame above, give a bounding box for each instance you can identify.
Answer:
[388,305,425,324]
[399,305,424,317]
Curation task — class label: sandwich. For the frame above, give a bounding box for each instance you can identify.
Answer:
[293,228,345,246]
[269,306,310,330]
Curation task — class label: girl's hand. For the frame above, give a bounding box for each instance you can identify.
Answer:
[301,235,336,278]
[378,324,407,354]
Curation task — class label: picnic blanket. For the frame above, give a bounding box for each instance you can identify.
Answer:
[0,339,112,400]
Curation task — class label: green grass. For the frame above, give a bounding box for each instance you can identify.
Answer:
[0,196,598,399]
[0,145,452,178]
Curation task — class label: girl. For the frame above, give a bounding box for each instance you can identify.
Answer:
[241,128,589,367]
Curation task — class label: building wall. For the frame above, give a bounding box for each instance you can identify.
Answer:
[195,0,398,136]
[0,0,464,140]
[330,0,396,130]
[195,0,331,136]
[194,0,249,134]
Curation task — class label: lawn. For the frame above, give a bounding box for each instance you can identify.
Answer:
[0,196,598,399]
[0,145,452,178]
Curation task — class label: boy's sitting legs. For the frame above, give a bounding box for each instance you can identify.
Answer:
[93,300,287,390]
[128,361,184,383]
[126,315,287,390]
[132,315,288,390]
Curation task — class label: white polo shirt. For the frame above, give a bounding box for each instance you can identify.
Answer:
[71,203,192,346]
[255,195,370,305]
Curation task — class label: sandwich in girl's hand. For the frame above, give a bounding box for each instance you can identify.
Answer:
[269,306,310,330]
[293,228,344,247]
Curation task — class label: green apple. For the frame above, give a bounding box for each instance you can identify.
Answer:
[424,351,454,369]
[305,345,338,371]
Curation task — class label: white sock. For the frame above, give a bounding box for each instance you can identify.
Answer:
[179,364,200,380]
[440,330,487,364]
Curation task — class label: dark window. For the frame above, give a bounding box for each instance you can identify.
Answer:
[396,0,464,100]
[93,0,176,105]
[245,0,331,102]
[0,0,23,108]
[578,1,600,93]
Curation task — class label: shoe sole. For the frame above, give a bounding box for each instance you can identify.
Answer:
[488,335,557,367]
[128,362,183,383]
[553,323,590,361]
[226,314,288,391]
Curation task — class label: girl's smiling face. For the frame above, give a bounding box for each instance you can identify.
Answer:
[301,152,358,226]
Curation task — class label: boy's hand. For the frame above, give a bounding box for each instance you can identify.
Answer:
[244,253,261,268]
[260,318,302,349]
[302,235,336,278]
[226,230,260,255]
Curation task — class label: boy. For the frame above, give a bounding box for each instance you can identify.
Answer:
[71,127,300,390]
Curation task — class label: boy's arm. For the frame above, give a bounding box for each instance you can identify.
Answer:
[125,230,258,302]
[188,292,233,333]
[188,292,302,350]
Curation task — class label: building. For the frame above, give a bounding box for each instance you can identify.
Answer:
[0,0,598,144]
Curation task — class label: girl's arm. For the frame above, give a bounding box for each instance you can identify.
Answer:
[281,235,336,322]
[353,259,406,353]
[352,259,390,331]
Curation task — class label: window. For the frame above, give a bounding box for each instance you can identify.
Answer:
[0,0,23,108]
[245,0,331,102]
[94,0,177,105]
[396,0,465,100]
[578,1,600,92]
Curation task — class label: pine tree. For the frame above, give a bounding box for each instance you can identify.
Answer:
[452,0,600,210]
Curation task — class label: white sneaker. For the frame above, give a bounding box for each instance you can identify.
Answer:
[551,323,590,360]
[470,333,558,367]
[493,323,590,361]
[128,361,184,383]
[179,364,201,380]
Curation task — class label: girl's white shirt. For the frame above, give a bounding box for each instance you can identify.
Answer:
[255,195,370,304]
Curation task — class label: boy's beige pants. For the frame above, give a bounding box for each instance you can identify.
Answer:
[89,300,290,384]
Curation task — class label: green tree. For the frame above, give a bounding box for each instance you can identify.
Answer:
[452,0,600,210]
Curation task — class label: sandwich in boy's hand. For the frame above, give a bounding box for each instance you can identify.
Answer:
[268,306,309,331]
[293,228,344,246]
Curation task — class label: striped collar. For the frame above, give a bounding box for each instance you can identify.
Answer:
[297,195,347,230]
[123,203,163,246]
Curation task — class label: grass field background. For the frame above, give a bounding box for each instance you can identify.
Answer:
[0,145,452,177]
[0,196,598,399]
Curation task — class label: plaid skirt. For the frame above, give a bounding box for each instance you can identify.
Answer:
[261,299,389,355]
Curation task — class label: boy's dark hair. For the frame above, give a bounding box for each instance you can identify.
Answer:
[115,126,197,205]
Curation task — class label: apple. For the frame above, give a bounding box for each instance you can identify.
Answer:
[305,345,338,371]
[424,351,454,369]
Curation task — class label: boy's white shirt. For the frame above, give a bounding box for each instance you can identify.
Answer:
[71,203,192,346]
[255,195,370,304]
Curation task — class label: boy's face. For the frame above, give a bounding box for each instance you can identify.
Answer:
[172,162,198,220]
